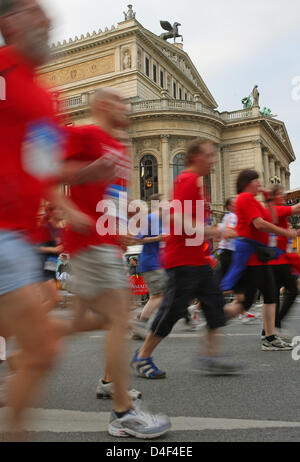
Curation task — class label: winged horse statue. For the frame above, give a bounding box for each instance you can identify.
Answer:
[160,21,183,43]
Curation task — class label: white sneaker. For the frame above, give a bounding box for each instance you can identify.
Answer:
[241,312,259,324]
[109,401,171,439]
[262,336,293,351]
[96,379,142,400]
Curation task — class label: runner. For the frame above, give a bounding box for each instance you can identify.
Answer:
[64,88,171,438]
[262,185,300,341]
[218,198,238,279]
[132,194,168,340]
[223,170,298,351]
[131,138,243,378]
[0,0,113,436]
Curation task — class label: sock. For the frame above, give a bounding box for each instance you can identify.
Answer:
[115,408,133,419]
[266,335,275,342]
[102,380,111,385]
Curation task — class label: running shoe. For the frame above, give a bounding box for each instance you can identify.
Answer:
[96,379,142,400]
[240,312,259,324]
[275,328,294,343]
[261,336,293,351]
[130,351,166,379]
[131,320,148,340]
[109,401,171,439]
[195,356,244,375]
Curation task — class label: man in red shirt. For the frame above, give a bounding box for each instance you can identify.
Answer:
[64,88,171,439]
[0,0,112,436]
[131,139,243,377]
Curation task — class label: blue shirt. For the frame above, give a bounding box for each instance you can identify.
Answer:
[138,213,162,273]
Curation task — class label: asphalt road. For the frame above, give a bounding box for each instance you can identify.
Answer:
[1,302,300,443]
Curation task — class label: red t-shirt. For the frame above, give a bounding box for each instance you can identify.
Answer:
[163,171,208,269]
[236,192,272,266]
[269,205,292,265]
[64,125,132,255]
[0,46,64,241]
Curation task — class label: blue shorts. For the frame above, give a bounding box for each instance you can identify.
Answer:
[0,231,44,296]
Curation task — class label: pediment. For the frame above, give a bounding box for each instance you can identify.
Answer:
[137,27,218,108]
[266,119,295,158]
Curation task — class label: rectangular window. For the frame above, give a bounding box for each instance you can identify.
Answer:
[185,93,188,100]
[153,64,157,83]
[173,82,177,99]
[179,88,182,100]
[160,70,164,88]
[145,57,150,77]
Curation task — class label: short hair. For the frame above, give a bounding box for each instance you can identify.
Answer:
[0,0,17,15]
[185,138,216,166]
[236,170,259,194]
[225,197,234,210]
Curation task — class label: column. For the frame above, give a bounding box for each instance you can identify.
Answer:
[221,145,231,199]
[281,168,286,189]
[160,135,170,199]
[263,149,270,186]
[275,162,281,182]
[252,141,263,179]
[269,155,276,180]
[285,172,291,191]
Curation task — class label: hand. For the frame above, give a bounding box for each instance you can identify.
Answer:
[92,158,115,182]
[66,208,94,234]
[212,227,222,242]
[286,229,298,239]
[259,187,272,201]
[117,234,139,247]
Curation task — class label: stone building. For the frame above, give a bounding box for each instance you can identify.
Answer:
[38,6,296,219]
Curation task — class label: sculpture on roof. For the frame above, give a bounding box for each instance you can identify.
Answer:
[252,85,260,107]
[160,21,183,43]
[123,4,136,21]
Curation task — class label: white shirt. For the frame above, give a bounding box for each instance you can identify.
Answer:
[218,212,238,252]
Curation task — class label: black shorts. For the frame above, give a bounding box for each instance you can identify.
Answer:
[235,265,277,309]
[151,265,226,337]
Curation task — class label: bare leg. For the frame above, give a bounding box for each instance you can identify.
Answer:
[138,332,163,359]
[139,295,163,321]
[263,304,276,337]
[0,283,61,434]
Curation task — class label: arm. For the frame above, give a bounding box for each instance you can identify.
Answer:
[292,203,300,216]
[253,217,298,238]
[38,245,63,255]
[139,235,166,244]
[58,158,115,185]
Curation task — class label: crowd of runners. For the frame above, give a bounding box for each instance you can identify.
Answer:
[1,0,300,441]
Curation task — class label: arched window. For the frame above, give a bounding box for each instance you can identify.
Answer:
[140,155,158,201]
[173,153,186,180]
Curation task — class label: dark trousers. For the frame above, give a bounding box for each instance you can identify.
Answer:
[151,265,226,338]
[272,265,298,328]
[219,249,234,280]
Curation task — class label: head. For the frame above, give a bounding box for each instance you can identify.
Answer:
[0,0,51,66]
[225,197,235,213]
[60,254,67,263]
[130,257,137,266]
[271,185,285,206]
[185,139,216,176]
[91,88,131,132]
[237,170,260,195]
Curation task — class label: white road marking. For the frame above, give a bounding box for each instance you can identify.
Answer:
[0,408,300,433]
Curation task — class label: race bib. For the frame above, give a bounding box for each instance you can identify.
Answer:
[22,120,63,179]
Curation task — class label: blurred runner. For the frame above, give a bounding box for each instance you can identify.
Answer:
[131,139,243,378]
[64,88,171,438]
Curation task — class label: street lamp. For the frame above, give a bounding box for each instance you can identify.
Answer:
[270,176,281,185]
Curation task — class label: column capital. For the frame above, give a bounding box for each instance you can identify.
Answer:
[160,134,170,141]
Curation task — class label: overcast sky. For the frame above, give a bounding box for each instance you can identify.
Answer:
[40,1,300,189]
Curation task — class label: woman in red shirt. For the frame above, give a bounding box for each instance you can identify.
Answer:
[232,170,298,351]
